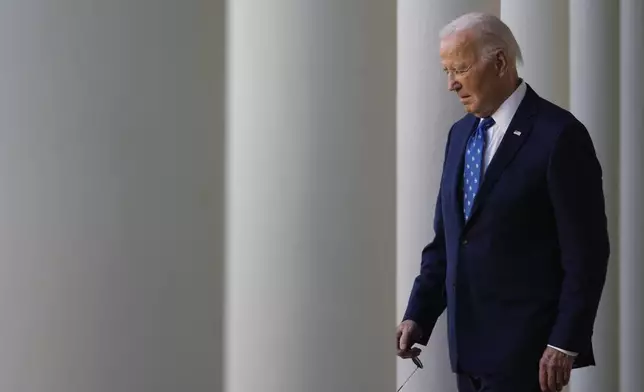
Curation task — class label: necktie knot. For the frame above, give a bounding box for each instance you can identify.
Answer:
[479,117,495,132]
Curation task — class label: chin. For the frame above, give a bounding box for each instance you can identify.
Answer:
[463,104,476,114]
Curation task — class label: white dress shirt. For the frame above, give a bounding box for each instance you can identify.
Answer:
[480,81,577,357]
[483,81,526,174]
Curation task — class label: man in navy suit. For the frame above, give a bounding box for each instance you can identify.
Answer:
[395,13,609,392]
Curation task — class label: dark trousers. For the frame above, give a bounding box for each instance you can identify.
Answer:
[456,371,541,392]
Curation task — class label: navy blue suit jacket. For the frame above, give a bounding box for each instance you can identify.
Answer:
[403,85,609,375]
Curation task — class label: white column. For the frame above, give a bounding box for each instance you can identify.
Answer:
[620,0,644,390]
[501,0,569,108]
[569,1,620,391]
[226,2,396,392]
[0,1,224,392]
[397,2,499,391]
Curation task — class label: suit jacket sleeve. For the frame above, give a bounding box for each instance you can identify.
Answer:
[402,128,452,345]
[546,121,610,353]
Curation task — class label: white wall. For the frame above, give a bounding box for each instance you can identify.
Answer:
[0,1,224,391]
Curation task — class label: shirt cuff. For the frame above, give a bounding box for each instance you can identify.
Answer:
[548,344,578,357]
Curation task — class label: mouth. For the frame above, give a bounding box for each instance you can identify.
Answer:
[459,95,470,102]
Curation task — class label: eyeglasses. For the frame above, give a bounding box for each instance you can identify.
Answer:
[443,49,502,79]
[442,64,474,78]
[396,357,423,392]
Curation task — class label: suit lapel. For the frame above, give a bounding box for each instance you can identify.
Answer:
[465,86,539,226]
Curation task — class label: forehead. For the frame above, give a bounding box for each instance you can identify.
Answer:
[439,32,479,64]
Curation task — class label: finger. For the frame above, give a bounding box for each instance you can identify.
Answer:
[539,362,548,392]
[555,366,565,391]
[400,330,410,351]
[398,348,418,358]
[548,365,557,392]
[397,347,421,359]
[396,328,403,350]
[562,366,571,386]
[397,350,412,358]
[396,342,409,357]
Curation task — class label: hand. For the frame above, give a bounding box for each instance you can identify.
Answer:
[396,320,423,359]
[539,346,574,392]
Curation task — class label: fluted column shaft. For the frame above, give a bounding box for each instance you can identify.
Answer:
[226,2,396,391]
[501,0,569,108]
[569,1,620,390]
[0,1,225,391]
[620,0,644,390]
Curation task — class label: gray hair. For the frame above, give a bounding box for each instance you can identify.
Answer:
[439,12,523,67]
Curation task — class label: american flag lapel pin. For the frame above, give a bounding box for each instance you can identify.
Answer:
[513,130,522,136]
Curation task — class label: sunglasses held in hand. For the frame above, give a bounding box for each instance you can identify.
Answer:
[397,357,423,392]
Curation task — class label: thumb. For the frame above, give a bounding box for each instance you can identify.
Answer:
[400,329,410,351]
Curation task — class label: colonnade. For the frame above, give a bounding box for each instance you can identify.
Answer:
[0,1,641,391]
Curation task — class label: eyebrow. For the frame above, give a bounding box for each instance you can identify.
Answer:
[443,63,467,70]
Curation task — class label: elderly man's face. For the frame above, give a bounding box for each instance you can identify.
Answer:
[440,32,500,117]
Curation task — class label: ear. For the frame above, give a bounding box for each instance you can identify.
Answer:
[495,50,509,76]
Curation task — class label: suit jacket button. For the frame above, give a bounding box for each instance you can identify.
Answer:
[461,239,468,245]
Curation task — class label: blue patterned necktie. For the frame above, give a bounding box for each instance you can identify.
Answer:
[463,117,495,221]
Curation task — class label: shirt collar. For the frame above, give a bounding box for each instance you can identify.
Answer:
[490,80,527,131]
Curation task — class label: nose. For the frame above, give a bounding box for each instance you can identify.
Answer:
[447,74,460,91]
